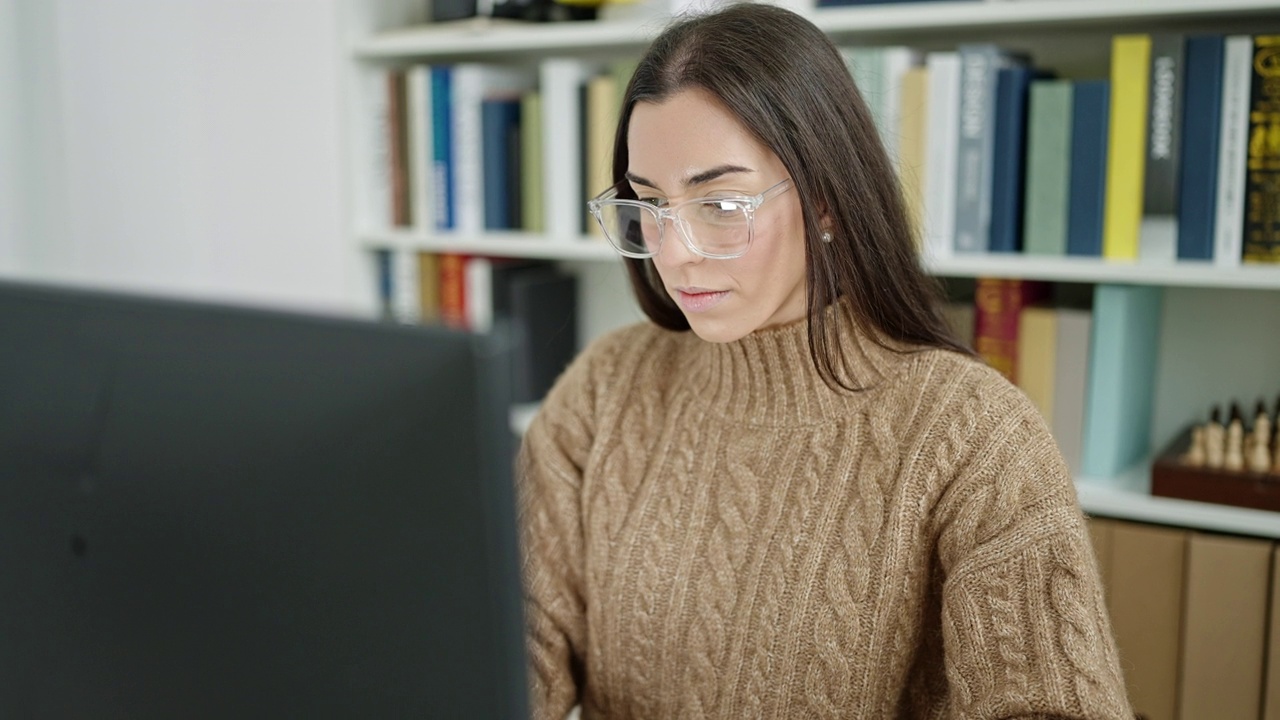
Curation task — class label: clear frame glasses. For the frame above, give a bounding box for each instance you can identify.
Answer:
[586,178,793,260]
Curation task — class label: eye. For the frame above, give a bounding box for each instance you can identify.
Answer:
[638,197,667,208]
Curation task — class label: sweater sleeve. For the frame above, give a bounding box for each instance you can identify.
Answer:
[516,340,601,720]
[930,371,1133,719]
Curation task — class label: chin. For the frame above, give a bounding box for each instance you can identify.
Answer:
[683,313,754,344]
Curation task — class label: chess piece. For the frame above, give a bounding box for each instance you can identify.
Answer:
[1248,400,1271,473]
[1205,406,1226,469]
[1184,425,1207,467]
[1224,404,1245,472]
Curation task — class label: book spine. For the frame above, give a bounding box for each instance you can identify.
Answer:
[897,65,930,238]
[387,70,411,228]
[417,252,441,325]
[481,98,518,231]
[393,247,420,324]
[539,59,595,240]
[430,66,454,231]
[923,52,961,259]
[359,68,392,233]
[465,256,494,333]
[1023,80,1073,256]
[973,277,1045,384]
[1103,35,1152,260]
[438,253,469,330]
[1139,34,1186,264]
[1066,81,1111,256]
[1177,35,1225,261]
[452,65,485,236]
[1215,35,1253,268]
[954,45,1007,253]
[1243,34,1280,264]
[1080,284,1163,480]
[988,65,1037,253]
[881,47,924,164]
[585,73,619,239]
[407,65,434,234]
[374,248,394,321]
[521,91,544,233]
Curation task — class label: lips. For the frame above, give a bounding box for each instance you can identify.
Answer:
[674,287,730,313]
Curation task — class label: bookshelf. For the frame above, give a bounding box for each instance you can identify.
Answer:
[342,0,1280,539]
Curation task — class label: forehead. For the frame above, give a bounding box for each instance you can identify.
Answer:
[627,88,778,183]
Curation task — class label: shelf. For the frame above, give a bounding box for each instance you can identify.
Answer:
[816,0,1280,37]
[353,17,655,60]
[361,229,619,261]
[1076,463,1280,539]
[353,0,1280,59]
[925,253,1280,290]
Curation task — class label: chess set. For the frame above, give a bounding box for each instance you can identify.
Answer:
[1151,398,1280,512]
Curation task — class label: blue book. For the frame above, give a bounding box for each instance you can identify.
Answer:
[430,66,455,231]
[1080,284,1164,480]
[1065,80,1111,256]
[374,248,394,320]
[1176,35,1225,260]
[482,98,521,231]
[989,66,1040,253]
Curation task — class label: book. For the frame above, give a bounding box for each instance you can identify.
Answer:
[1103,35,1151,260]
[1022,80,1073,256]
[438,253,469,330]
[1179,533,1272,720]
[954,45,1024,253]
[1107,522,1187,720]
[417,252,441,325]
[1177,35,1226,261]
[387,70,411,228]
[585,72,619,238]
[898,66,929,238]
[406,66,435,235]
[374,248,394,321]
[451,64,535,236]
[1243,34,1280,264]
[481,98,522,230]
[393,247,420,324]
[539,59,600,240]
[1138,34,1186,264]
[521,91,544,233]
[430,66,455,231]
[1050,308,1091,476]
[988,65,1040,253]
[973,278,1050,384]
[1066,81,1111,257]
[1215,36,1253,268]
[1015,306,1056,422]
[923,52,961,260]
[358,69,392,233]
[1079,284,1163,480]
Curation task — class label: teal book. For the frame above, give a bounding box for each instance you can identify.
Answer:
[1022,80,1074,255]
[1079,284,1164,480]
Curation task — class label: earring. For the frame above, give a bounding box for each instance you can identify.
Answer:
[821,230,833,243]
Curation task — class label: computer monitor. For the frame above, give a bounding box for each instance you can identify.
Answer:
[0,280,529,718]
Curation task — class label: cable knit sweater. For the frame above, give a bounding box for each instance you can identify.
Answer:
[517,308,1132,719]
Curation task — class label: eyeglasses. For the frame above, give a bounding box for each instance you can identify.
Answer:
[586,178,793,260]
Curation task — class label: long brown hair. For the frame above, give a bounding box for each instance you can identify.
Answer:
[612,2,971,389]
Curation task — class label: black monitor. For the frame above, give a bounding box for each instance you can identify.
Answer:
[0,280,528,718]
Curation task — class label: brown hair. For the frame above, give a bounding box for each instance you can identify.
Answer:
[612,2,971,389]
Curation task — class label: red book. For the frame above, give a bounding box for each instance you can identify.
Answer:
[438,253,469,330]
[973,277,1051,384]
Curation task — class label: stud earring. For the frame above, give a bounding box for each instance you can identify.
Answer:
[820,231,833,243]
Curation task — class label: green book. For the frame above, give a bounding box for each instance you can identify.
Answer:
[1023,79,1074,255]
[521,90,544,233]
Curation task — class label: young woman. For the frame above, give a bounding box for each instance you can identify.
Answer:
[517,4,1132,718]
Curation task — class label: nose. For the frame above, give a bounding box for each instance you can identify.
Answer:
[652,214,703,269]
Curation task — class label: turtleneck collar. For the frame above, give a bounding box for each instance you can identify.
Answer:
[676,301,919,427]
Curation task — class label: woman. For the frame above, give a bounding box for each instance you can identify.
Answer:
[517,4,1132,718]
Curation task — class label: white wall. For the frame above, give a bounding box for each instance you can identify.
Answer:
[4,0,358,314]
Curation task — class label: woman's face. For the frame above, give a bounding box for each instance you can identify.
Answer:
[627,88,809,344]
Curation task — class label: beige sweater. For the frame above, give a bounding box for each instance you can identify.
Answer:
[517,309,1132,719]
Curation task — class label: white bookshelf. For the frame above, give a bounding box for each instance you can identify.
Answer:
[344,0,1280,538]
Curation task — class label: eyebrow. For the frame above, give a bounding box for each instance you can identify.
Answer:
[624,164,755,192]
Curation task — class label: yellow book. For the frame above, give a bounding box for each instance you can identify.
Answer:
[521,91,544,233]
[586,73,619,238]
[898,66,929,242]
[416,252,440,325]
[1015,306,1056,423]
[1102,35,1151,260]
